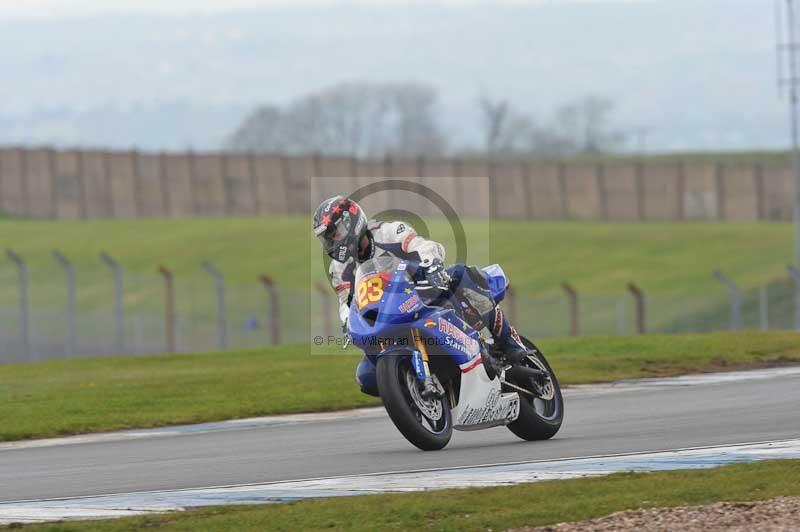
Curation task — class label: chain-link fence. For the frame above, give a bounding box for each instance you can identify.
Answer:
[1,256,799,363]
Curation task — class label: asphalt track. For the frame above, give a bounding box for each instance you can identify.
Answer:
[2,367,799,504]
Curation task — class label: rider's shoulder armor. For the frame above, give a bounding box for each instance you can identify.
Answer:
[368,220,419,254]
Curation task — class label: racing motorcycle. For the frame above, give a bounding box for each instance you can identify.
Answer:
[348,256,563,451]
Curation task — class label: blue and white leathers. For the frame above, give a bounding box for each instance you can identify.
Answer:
[348,257,520,430]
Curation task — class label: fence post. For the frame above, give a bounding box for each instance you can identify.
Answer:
[5,249,32,360]
[787,265,800,331]
[48,147,59,219]
[76,150,88,219]
[52,250,77,357]
[102,151,115,217]
[188,149,199,216]
[131,149,144,218]
[561,282,580,337]
[714,163,726,221]
[158,265,176,353]
[596,163,608,221]
[557,161,569,220]
[635,160,646,221]
[676,161,686,220]
[158,152,171,217]
[754,162,765,220]
[19,148,31,217]
[100,251,125,353]
[383,155,394,178]
[259,275,281,345]
[627,283,646,334]
[759,285,769,331]
[202,260,228,350]
[315,282,333,339]
[248,152,261,215]
[713,270,742,331]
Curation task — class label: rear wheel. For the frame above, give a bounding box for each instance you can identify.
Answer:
[376,353,452,451]
[505,337,564,441]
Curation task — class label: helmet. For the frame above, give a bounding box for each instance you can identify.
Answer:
[313,196,368,263]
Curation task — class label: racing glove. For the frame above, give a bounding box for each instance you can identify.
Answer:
[420,259,451,291]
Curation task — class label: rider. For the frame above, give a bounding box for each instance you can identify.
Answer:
[313,195,528,397]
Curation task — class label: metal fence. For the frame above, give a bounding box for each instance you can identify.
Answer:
[1,253,799,363]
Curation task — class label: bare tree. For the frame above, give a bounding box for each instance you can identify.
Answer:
[478,96,534,157]
[552,96,623,155]
[225,105,286,153]
[226,82,446,157]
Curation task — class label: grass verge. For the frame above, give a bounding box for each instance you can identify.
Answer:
[0,218,791,295]
[11,460,800,531]
[0,331,798,442]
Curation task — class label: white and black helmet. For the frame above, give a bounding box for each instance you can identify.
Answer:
[313,196,368,263]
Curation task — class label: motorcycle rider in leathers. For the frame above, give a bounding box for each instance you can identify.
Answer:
[313,195,528,397]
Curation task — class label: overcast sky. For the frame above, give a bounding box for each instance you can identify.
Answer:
[0,0,647,19]
[0,0,783,152]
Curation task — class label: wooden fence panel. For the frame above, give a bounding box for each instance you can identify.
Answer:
[251,155,288,215]
[136,153,169,217]
[0,148,26,216]
[492,161,527,219]
[642,162,680,220]
[221,154,257,216]
[525,162,563,220]
[683,161,717,220]
[602,162,639,221]
[283,156,314,215]
[163,153,194,217]
[722,162,758,221]
[0,147,796,221]
[20,148,53,218]
[761,161,793,221]
[104,151,138,218]
[563,163,601,220]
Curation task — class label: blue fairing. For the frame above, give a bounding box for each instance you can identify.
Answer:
[348,259,486,370]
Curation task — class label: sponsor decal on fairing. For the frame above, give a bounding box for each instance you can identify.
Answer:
[398,294,421,313]
[438,318,480,357]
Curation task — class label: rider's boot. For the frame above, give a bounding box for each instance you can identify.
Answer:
[487,305,528,365]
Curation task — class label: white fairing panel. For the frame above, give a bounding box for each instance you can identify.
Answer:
[452,357,520,431]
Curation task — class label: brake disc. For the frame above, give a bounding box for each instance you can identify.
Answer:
[405,370,443,421]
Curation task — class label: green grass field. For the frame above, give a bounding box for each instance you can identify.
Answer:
[0,217,792,346]
[1,332,797,442]
[12,460,800,531]
[0,218,792,294]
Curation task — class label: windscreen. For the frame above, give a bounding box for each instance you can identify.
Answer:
[353,257,411,310]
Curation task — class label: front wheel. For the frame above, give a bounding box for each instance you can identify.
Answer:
[505,337,564,441]
[376,353,452,451]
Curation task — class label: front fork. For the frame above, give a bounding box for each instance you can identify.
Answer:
[411,328,445,398]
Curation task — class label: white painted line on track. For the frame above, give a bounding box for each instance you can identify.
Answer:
[1,365,798,453]
[2,439,799,525]
[0,407,386,452]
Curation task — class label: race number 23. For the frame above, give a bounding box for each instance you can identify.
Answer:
[357,276,383,308]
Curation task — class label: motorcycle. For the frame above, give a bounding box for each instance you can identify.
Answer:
[348,256,564,451]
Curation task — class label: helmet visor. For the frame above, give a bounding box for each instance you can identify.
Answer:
[315,215,353,251]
